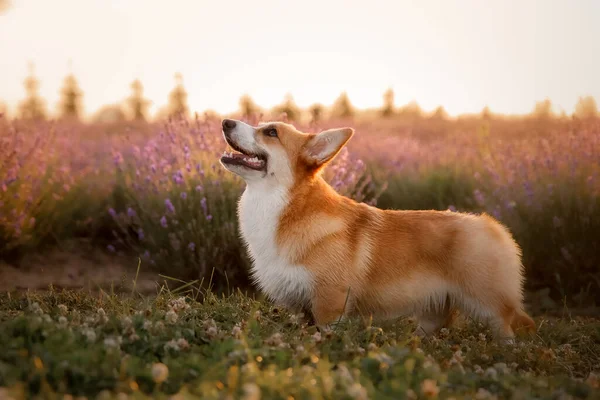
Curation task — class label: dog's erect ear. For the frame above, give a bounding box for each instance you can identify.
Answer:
[302,128,354,167]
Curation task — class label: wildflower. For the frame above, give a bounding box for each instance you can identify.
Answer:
[108,208,117,218]
[265,333,283,346]
[121,316,133,329]
[107,245,116,253]
[206,326,218,339]
[165,199,176,214]
[180,192,187,200]
[195,185,203,192]
[168,297,191,313]
[242,383,261,400]
[447,205,457,212]
[177,338,190,350]
[160,216,168,228]
[58,316,68,326]
[151,363,169,383]
[188,242,195,251]
[473,189,485,206]
[137,228,144,241]
[127,207,136,218]
[231,324,242,338]
[143,321,152,331]
[312,331,322,343]
[58,304,68,315]
[164,339,181,352]
[97,308,108,324]
[421,379,440,398]
[200,197,208,215]
[484,367,498,380]
[347,383,368,400]
[29,302,43,315]
[104,336,121,350]
[165,310,178,324]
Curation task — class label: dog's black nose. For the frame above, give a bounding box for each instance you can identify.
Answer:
[222,119,237,132]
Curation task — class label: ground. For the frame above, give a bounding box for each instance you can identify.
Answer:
[0,272,599,400]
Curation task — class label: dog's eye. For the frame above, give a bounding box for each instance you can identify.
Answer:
[263,127,278,138]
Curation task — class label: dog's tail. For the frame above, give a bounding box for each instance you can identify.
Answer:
[511,309,536,335]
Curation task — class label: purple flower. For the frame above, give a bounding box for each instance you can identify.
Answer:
[127,207,136,218]
[188,242,196,251]
[108,208,117,218]
[195,185,203,192]
[448,205,457,212]
[180,192,187,200]
[107,245,116,252]
[160,216,168,228]
[165,199,175,214]
[142,250,150,260]
[206,214,213,221]
[201,197,208,215]
[137,228,145,240]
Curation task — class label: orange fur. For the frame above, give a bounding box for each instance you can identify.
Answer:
[219,119,536,341]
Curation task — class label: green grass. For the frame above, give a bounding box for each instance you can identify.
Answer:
[0,288,598,399]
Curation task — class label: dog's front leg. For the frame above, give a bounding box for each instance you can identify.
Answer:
[311,283,351,329]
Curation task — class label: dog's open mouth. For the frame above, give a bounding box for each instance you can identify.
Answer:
[220,140,267,171]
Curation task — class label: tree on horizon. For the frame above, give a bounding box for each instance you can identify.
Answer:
[19,63,47,120]
[127,79,150,121]
[381,88,395,117]
[239,94,260,120]
[58,71,83,120]
[273,93,301,122]
[167,73,189,119]
[532,98,554,120]
[331,91,354,119]
[573,96,598,120]
[309,103,325,123]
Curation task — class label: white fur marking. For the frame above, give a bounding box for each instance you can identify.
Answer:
[238,181,314,309]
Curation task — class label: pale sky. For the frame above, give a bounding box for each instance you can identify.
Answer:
[1,0,599,118]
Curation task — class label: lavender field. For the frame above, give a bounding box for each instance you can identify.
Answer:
[1,114,599,306]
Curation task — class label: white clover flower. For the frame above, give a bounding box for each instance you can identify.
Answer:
[231,324,242,338]
[57,304,68,315]
[484,367,498,380]
[265,333,283,347]
[97,308,108,324]
[151,363,169,383]
[347,382,368,400]
[165,310,178,324]
[83,328,96,343]
[164,339,180,352]
[242,383,261,400]
[121,316,132,329]
[143,320,152,331]
[58,316,68,326]
[30,302,43,315]
[177,338,190,350]
[103,336,121,350]
[311,332,322,343]
[206,326,218,339]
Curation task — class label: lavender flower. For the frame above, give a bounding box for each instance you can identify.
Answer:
[165,199,176,214]
[127,207,136,218]
[107,245,116,252]
[188,242,196,251]
[180,192,187,200]
[160,216,168,228]
[108,208,117,218]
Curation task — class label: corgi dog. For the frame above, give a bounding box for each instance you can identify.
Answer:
[219,118,535,340]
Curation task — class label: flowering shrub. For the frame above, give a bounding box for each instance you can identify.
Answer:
[106,116,378,289]
[1,114,598,302]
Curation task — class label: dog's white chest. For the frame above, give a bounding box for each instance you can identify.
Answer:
[238,186,313,308]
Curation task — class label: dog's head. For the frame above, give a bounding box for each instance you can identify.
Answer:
[220,119,353,187]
